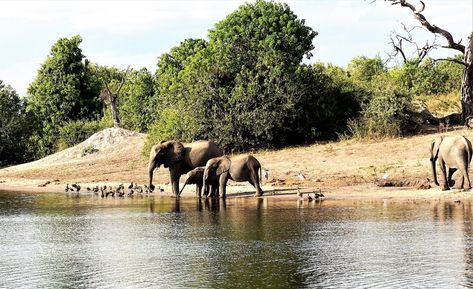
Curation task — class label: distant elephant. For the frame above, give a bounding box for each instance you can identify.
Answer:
[148,140,223,197]
[179,167,219,198]
[204,154,263,198]
[430,135,472,191]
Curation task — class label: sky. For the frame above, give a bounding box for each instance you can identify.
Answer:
[0,0,471,96]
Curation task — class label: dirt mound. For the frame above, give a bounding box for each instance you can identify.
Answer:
[8,128,145,170]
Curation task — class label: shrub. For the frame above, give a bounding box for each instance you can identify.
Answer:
[57,120,103,150]
[346,74,412,139]
[142,108,186,157]
[81,145,99,157]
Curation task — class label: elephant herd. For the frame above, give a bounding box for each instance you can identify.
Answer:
[148,135,473,199]
[148,140,263,198]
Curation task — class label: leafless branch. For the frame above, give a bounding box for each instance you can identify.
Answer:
[384,0,465,53]
[388,24,439,65]
[432,58,468,67]
[116,65,130,95]
[389,35,407,63]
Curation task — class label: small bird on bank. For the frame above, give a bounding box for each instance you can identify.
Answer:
[263,170,269,181]
[314,188,324,199]
[71,183,81,192]
[297,173,306,181]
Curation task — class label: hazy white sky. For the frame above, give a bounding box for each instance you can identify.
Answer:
[0,0,471,96]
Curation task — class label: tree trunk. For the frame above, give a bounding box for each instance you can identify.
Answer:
[109,94,121,128]
[461,32,473,123]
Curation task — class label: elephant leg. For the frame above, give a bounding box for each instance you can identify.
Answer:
[208,185,214,198]
[219,177,228,199]
[448,168,457,188]
[170,171,180,197]
[249,169,264,197]
[196,184,202,198]
[203,185,209,198]
[465,172,472,191]
[459,164,472,190]
[439,160,449,190]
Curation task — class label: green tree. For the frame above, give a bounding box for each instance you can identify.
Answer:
[388,56,463,97]
[27,35,102,156]
[119,68,156,132]
[347,56,386,84]
[0,81,33,166]
[145,38,210,151]
[149,0,320,152]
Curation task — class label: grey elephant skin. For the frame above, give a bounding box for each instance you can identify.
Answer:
[148,140,223,197]
[430,135,473,191]
[204,154,263,198]
[179,167,219,198]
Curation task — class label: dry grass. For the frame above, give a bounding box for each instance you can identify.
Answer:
[1,126,472,199]
[414,92,461,117]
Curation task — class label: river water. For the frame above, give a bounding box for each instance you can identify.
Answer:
[0,191,472,288]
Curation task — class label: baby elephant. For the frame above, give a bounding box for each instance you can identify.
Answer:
[179,167,219,198]
[204,154,264,198]
[430,135,473,191]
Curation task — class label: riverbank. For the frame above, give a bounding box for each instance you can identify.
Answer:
[1,127,473,200]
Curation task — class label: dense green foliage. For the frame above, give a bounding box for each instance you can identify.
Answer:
[57,119,104,150]
[147,0,363,152]
[1,0,465,166]
[27,35,102,156]
[0,81,34,166]
[343,55,462,138]
[119,68,156,132]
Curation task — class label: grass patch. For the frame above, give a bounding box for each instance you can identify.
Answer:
[414,92,460,116]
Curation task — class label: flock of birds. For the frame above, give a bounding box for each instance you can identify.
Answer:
[64,182,164,198]
[64,177,326,200]
[297,188,325,201]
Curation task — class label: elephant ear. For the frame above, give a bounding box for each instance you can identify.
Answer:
[431,136,443,160]
[216,157,231,176]
[168,141,185,166]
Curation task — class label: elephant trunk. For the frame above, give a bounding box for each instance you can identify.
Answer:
[431,158,439,186]
[203,170,209,186]
[179,183,187,196]
[148,160,156,191]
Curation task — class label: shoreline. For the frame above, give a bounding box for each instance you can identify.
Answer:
[1,177,471,202]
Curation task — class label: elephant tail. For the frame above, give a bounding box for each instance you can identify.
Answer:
[259,166,262,185]
[462,136,473,169]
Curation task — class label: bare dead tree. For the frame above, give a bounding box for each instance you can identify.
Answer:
[382,0,473,123]
[99,66,130,128]
[388,24,440,65]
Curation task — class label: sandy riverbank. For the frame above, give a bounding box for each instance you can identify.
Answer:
[1,127,473,201]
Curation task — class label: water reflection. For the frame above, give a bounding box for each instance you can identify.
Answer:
[2,191,473,287]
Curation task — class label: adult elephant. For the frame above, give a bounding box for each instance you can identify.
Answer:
[430,135,472,191]
[203,154,263,198]
[148,140,223,197]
